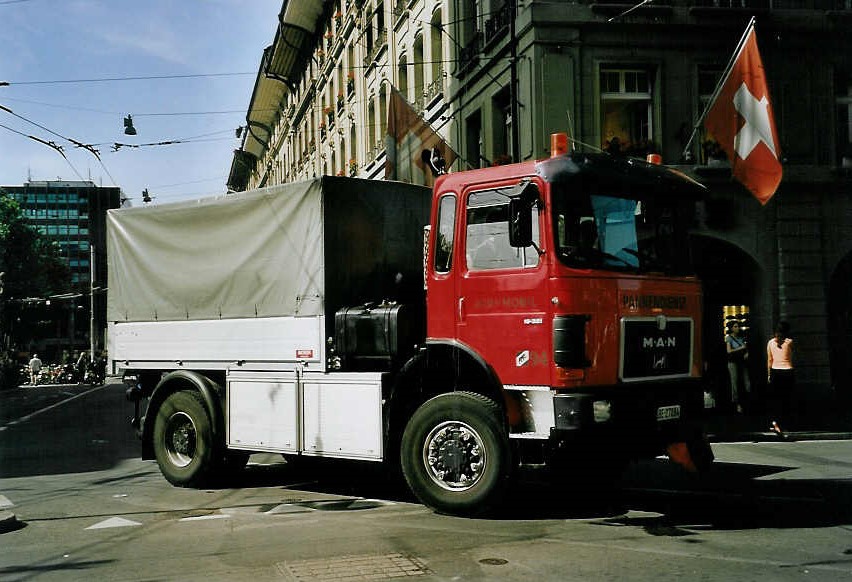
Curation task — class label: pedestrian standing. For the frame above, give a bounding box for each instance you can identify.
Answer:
[725,321,751,413]
[75,350,88,384]
[28,353,42,385]
[767,321,795,437]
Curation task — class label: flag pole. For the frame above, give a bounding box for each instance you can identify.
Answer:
[681,16,756,160]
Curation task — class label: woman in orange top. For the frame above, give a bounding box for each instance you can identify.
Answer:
[766,321,794,437]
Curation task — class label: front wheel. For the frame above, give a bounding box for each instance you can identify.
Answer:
[401,392,510,516]
[153,390,217,487]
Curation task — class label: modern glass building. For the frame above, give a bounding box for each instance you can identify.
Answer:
[2,180,122,358]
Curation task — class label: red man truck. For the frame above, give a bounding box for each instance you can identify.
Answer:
[112,136,710,515]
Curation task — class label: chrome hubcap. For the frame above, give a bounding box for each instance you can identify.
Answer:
[165,411,196,468]
[423,421,486,491]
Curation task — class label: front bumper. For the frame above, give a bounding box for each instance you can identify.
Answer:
[550,379,706,454]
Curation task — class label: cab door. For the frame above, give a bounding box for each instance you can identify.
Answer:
[455,180,551,385]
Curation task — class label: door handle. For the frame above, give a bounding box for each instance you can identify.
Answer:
[458,297,465,321]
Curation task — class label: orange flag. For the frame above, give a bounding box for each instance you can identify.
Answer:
[385,86,457,186]
[705,23,782,205]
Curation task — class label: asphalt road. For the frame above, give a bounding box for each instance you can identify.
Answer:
[1,383,852,581]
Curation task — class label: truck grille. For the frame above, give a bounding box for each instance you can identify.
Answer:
[619,317,693,382]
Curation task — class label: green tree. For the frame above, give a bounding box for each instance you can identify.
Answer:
[1,193,70,386]
[0,194,69,299]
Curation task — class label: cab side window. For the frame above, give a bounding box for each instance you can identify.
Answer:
[466,190,540,271]
[434,195,456,273]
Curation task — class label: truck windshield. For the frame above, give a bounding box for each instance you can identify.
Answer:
[552,189,693,275]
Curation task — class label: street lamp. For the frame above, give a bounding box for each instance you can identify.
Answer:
[123,115,137,136]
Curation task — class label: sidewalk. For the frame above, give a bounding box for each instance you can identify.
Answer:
[705,401,852,443]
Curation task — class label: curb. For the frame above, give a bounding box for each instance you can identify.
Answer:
[0,510,20,533]
[709,431,852,443]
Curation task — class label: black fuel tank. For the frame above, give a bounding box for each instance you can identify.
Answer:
[334,302,421,370]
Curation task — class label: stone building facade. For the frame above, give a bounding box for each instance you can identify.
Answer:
[229,0,852,405]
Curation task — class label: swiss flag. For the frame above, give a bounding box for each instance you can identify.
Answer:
[705,25,782,205]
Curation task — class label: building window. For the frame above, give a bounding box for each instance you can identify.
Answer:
[398,54,408,98]
[368,99,376,150]
[413,34,425,110]
[350,124,357,167]
[366,8,374,53]
[376,1,384,34]
[600,67,655,157]
[380,88,388,138]
[466,110,483,169]
[492,88,512,164]
[466,0,483,37]
[430,10,443,88]
[837,70,852,167]
[459,0,482,68]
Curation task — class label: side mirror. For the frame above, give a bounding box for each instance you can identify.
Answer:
[508,181,539,248]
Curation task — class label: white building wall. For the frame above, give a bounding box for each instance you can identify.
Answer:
[246,0,453,190]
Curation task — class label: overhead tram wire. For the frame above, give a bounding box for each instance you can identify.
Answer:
[2,72,256,86]
[150,176,228,190]
[0,9,508,89]
[0,14,511,165]
[0,103,118,185]
[0,121,86,181]
[0,97,260,118]
[0,98,243,156]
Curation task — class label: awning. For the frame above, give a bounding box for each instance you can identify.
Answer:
[241,1,329,160]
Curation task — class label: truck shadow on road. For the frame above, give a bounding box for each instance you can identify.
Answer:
[0,384,140,479]
[233,457,852,530]
[615,459,852,531]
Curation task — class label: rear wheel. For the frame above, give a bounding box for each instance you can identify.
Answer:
[401,392,509,515]
[153,390,217,487]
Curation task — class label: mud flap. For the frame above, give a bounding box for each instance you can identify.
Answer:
[666,436,714,474]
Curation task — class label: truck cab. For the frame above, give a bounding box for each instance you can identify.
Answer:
[418,150,707,471]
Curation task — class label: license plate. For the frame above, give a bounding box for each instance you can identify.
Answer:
[656,405,681,421]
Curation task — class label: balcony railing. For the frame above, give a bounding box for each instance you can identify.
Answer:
[458,32,482,75]
[423,74,444,105]
[363,30,388,68]
[484,3,512,46]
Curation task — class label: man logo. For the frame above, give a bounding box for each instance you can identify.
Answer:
[643,337,677,348]
[516,350,530,367]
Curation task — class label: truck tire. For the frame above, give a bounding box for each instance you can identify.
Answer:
[153,390,218,487]
[401,391,509,515]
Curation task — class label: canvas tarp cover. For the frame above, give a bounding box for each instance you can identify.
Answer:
[107,180,323,322]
